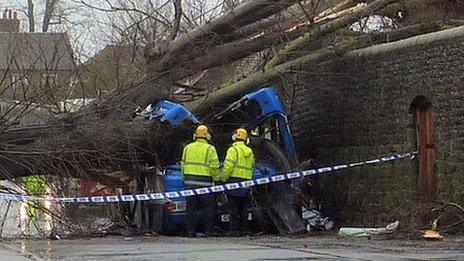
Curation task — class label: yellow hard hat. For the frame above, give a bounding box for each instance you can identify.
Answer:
[194,125,210,139]
[234,128,248,141]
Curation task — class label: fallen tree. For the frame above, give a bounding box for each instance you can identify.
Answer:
[0,0,314,182]
[0,0,462,184]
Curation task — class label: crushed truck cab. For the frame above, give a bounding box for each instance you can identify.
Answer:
[143,86,305,235]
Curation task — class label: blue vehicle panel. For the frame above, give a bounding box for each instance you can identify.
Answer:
[246,87,297,156]
[163,165,186,231]
[243,87,287,116]
[214,87,297,156]
[150,101,200,126]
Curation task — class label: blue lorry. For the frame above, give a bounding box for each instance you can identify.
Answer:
[143,87,305,235]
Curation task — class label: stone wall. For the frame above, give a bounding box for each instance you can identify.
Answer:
[278,26,464,228]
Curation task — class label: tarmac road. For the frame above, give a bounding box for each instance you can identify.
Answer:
[2,234,464,260]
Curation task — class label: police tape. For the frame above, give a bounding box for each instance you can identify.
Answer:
[0,151,417,204]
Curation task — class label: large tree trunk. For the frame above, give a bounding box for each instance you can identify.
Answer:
[147,1,304,78]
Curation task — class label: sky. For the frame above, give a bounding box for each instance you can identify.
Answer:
[1,0,226,62]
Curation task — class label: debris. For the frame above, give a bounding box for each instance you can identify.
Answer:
[195,232,206,238]
[338,221,399,237]
[422,230,444,240]
[431,218,438,230]
[430,202,464,233]
[422,217,444,240]
[302,206,334,232]
[49,231,61,240]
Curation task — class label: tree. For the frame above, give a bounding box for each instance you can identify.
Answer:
[21,0,60,32]
[0,0,462,184]
[42,0,59,32]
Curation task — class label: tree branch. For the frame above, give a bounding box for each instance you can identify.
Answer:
[168,0,182,40]
[27,0,35,32]
[266,0,400,68]
[42,0,58,32]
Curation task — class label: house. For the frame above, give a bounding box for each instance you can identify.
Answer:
[0,9,76,102]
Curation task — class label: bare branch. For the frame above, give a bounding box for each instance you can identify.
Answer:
[168,0,182,40]
[43,0,58,32]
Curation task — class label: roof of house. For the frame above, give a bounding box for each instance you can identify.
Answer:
[0,32,76,71]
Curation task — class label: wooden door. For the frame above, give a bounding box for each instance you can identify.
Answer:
[415,105,436,199]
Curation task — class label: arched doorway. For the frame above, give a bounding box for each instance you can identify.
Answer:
[410,96,436,199]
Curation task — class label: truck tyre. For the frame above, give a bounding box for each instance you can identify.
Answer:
[250,137,306,235]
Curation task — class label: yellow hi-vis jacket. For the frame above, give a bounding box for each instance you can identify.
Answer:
[181,139,219,180]
[222,141,255,181]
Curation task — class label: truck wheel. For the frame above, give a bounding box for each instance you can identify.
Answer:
[250,137,292,172]
[250,137,306,235]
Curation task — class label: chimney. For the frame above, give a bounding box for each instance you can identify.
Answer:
[0,9,20,33]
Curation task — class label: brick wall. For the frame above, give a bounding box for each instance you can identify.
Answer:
[278,27,464,228]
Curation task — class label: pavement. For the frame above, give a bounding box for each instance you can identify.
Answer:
[0,241,37,261]
[1,234,464,260]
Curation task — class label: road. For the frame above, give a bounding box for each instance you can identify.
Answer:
[2,234,464,260]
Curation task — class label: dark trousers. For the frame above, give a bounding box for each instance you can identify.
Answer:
[185,194,215,234]
[228,195,250,232]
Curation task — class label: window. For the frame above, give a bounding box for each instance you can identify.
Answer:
[42,73,57,87]
[410,96,436,199]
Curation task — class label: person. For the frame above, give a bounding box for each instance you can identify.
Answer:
[222,128,255,236]
[181,124,219,237]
